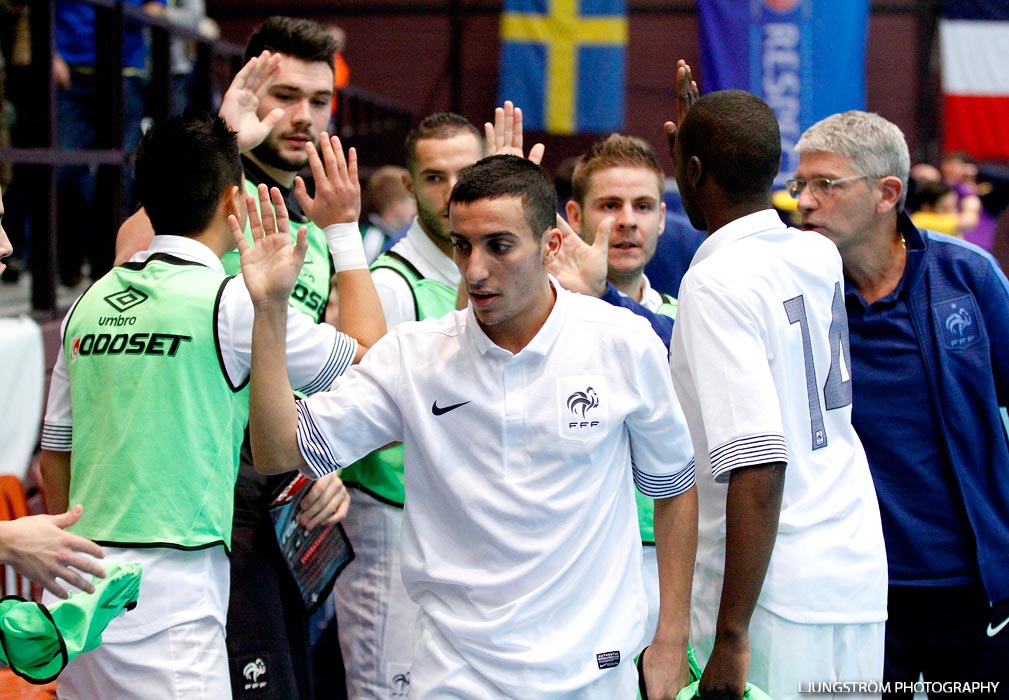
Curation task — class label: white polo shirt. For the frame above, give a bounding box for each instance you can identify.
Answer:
[296,280,694,698]
[670,210,887,624]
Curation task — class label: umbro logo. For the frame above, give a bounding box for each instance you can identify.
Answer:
[104,286,149,313]
[431,400,470,416]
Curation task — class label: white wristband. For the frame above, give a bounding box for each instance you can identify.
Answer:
[324,223,369,273]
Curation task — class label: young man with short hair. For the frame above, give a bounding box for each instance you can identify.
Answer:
[240,154,698,700]
[39,113,373,699]
[565,134,679,652]
[667,90,887,700]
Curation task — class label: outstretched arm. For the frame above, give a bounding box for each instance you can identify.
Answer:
[295,133,385,361]
[642,488,698,699]
[231,185,311,476]
[0,505,107,598]
[700,463,785,700]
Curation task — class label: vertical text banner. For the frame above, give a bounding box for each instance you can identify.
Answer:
[698,0,869,181]
[500,0,628,135]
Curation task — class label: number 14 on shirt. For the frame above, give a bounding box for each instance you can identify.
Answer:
[784,282,853,450]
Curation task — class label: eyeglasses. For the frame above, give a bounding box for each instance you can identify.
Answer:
[785,174,868,200]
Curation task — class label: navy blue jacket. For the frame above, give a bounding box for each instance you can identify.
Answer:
[851,213,1009,605]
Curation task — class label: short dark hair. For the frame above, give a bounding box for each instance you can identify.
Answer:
[678,90,781,198]
[244,16,337,71]
[450,155,556,239]
[404,113,481,173]
[135,113,243,238]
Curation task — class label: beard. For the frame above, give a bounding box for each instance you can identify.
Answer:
[250,133,311,175]
[417,201,450,245]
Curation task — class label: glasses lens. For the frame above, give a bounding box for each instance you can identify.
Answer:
[786,179,802,199]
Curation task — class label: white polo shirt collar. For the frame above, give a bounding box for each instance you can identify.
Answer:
[690,209,784,267]
[132,235,226,274]
[466,276,565,358]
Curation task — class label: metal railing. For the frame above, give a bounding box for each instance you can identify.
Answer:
[0,0,412,316]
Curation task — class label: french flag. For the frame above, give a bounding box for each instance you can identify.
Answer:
[940,0,1009,159]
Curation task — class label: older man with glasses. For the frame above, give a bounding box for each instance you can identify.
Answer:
[794,110,1009,697]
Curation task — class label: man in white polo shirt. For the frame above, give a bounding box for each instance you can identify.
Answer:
[239,154,698,699]
[666,89,887,700]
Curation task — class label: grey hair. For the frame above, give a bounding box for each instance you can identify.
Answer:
[796,110,910,211]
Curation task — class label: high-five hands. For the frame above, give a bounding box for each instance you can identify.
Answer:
[549,214,612,297]
[663,59,700,159]
[219,50,283,153]
[485,100,545,165]
[294,133,361,228]
[230,183,308,305]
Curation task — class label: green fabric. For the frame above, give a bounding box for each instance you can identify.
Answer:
[0,563,142,684]
[339,251,456,506]
[222,178,331,322]
[635,292,678,544]
[64,259,249,549]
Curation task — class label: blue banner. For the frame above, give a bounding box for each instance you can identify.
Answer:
[698,0,869,181]
[499,0,627,134]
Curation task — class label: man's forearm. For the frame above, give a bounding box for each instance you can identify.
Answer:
[39,449,72,514]
[336,268,386,361]
[652,488,698,648]
[716,463,785,641]
[249,303,309,475]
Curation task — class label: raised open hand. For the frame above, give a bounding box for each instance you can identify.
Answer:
[294,132,361,228]
[219,50,283,153]
[549,214,611,297]
[664,59,700,163]
[484,100,545,164]
[230,183,308,305]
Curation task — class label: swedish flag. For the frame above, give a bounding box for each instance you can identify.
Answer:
[499,0,627,135]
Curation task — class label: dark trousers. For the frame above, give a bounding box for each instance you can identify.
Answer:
[883,584,1009,699]
[227,454,315,700]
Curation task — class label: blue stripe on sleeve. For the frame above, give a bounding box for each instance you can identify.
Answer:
[295,401,341,478]
[710,433,788,483]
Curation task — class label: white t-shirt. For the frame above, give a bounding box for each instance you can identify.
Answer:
[670,210,887,624]
[296,280,695,698]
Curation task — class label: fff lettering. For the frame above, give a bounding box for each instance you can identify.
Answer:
[568,421,600,429]
[76,332,192,357]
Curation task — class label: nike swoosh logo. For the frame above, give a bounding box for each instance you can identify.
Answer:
[432,400,470,416]
[988,615,1009,637]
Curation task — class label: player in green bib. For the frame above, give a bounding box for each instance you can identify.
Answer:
[39,112,380,699]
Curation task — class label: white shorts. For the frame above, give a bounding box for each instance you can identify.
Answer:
[409,611,637,700]
[56,616,230,700]
[334,488,419,700]
[691,568,884,700]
